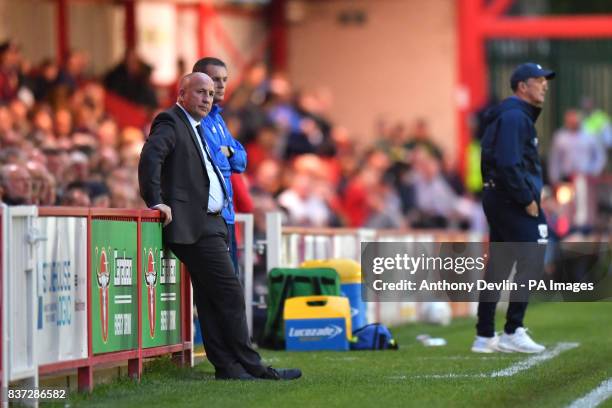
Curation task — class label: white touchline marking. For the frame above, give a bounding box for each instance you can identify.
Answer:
[408,373,482,379]
[416,356,515,361]
[324,356,358,361]
[567,378,612,408]
[490,342,579,377]
[388,342,580,380]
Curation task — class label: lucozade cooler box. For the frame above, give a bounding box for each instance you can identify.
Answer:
[284,296,351,351]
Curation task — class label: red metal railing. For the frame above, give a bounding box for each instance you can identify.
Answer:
[34,207,192,392]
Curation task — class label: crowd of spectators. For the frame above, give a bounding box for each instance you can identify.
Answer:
[0,41,154,210]
[222,64,487,235]
[3,40,608,235]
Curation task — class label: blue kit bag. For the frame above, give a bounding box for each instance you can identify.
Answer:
[350,323,399,350]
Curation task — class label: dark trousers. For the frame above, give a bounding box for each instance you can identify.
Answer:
[169,215,265,377]
[476,189,547,337]
[227,222,239,277]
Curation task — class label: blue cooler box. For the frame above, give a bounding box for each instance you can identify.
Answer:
[341,282,366,329]
[284,296,351,351]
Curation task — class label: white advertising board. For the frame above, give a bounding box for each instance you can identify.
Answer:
[35,217,88,365]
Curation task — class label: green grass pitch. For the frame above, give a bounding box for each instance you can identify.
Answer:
[51,302,611,408]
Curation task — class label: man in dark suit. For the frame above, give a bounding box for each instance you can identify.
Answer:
[139,72,301,380]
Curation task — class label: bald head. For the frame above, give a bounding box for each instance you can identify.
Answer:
[177,72,215,121]
[179,72,211,90]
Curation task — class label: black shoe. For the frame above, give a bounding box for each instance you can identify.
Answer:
[215,371,257,381]
[259,366,302,380]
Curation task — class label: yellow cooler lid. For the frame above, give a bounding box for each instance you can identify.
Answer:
[283,296,352,339]
[301,259,361,283]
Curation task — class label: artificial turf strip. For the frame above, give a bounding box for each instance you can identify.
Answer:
[50,302,611,408]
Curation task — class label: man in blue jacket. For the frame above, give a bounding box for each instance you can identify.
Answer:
[193,57,247,275]
[472,63,555,354]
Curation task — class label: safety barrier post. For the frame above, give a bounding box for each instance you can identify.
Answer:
[0,204,5,392]
[266,212,283,271]
[235,214,254,335]
[1,206,40,407]
[172,264,193,367]
[128,210,143,381]
[78,208,93,392]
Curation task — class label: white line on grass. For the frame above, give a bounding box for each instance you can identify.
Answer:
[416,356,515,361]
[405,373,483,380]
[567,378,612,408]
[390,342,580,380]
[490,342,579,377]
[324,356,359,361]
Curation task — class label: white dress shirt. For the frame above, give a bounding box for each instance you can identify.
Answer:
[174,104,225,212]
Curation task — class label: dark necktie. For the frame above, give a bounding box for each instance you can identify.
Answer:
[196,124,229,201]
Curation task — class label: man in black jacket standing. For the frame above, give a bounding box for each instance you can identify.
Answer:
[471,63,555,354]
[139,72,301,380]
